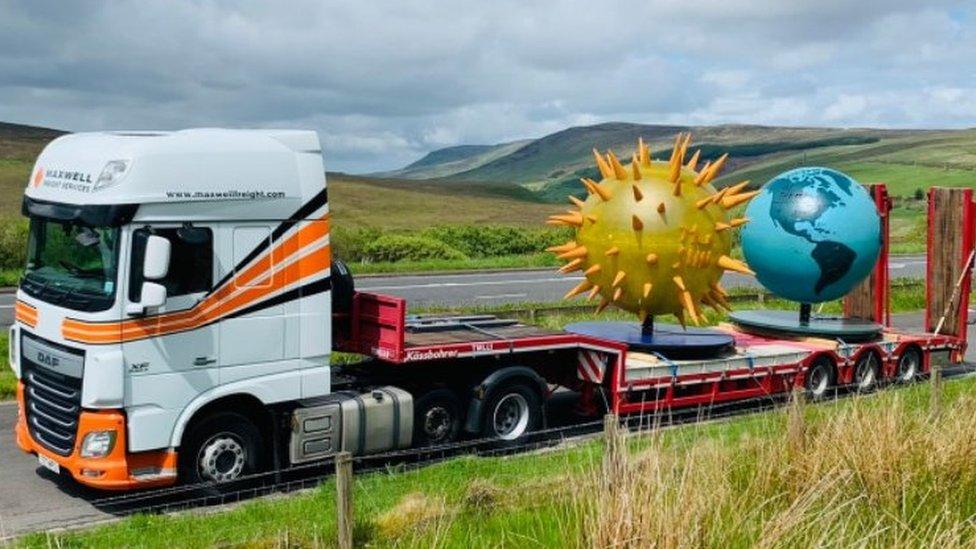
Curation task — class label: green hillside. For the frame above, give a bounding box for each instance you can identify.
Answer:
[374,139,532,180]
[0,122,66,218]
[417,123,928,187]
[5,121,975,262]
[387,122,976,207]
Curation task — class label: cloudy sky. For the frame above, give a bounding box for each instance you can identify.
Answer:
[1,0,973,172]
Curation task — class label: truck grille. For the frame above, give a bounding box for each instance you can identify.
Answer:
[21,336,84,456]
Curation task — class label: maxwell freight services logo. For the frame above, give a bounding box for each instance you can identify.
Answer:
[31,167,96,192]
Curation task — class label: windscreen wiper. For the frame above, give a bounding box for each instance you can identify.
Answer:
[59,260,103,278]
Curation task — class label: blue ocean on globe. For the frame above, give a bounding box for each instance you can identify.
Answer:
[740,167,881,303]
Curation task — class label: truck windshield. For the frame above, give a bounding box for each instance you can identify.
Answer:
[21,218,120,312]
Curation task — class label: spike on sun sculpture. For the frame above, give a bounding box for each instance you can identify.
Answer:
[549,134,760,358]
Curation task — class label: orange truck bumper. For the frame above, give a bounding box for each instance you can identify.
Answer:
[15,382,178,491]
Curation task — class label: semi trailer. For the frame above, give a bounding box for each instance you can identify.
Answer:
[10,129,973,490]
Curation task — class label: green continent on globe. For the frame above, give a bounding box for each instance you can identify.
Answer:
[740,167,881,303]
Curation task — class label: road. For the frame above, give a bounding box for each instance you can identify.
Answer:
[0,308,971,538]
[354,254,927,309]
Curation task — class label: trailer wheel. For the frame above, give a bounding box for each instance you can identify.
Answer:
[481,383,542,441]
[805,357,835,400]
[853,352,880,393]
[179,412,264,485]
[896,347,921,383]
[414,389,463,446]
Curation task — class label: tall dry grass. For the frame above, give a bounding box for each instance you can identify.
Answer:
[581,393,976,548]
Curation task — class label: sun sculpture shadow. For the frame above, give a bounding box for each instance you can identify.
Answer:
[547,134,758,328]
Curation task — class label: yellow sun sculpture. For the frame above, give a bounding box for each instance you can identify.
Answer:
[546,134,758,327]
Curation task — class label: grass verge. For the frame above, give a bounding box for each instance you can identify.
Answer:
[23,372,976,547]
[348,252,559,275]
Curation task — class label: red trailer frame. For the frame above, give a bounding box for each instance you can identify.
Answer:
[337,185,973,419]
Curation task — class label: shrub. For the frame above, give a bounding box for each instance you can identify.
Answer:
[362,234,467,263]
[331,225,383,263]
[0,218,27,270]
[421,225,571,258]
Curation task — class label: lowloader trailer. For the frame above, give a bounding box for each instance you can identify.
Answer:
[10,130,973,490]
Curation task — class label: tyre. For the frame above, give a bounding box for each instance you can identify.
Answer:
[179,412,264,485]
[413,389,463,446]
[805,357,835,400]
[895,347,921,383]
[852,352,880,393]
[480,383,542,441]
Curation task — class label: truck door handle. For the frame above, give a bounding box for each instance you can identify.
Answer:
[193,356,216,366]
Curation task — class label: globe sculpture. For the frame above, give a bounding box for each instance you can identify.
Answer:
[740,167,881,303]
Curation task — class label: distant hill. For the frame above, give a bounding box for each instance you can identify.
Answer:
[0,122,68,217]
[0,121,65,139]
[374,139,531,180]
[0,121,66,162]
[380,122,976,202]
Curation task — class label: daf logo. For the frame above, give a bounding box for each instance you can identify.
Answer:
[36,351,60,368]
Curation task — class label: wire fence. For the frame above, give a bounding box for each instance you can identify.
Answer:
[2,362,972,546]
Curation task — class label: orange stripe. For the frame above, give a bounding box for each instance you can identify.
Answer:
[62,244,331,344]
[63,216,330,339]
[62,234,330,340]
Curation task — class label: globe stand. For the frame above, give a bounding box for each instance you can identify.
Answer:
[729,303,882,343]
[799,303,811,325]
[565,315,735,360]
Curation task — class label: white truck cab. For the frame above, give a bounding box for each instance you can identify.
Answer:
[12,129,334,488]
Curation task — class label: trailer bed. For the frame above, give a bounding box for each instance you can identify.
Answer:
[403,312,561,345]
[337,293,584,362]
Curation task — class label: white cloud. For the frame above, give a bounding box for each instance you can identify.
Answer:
[0,0,972,172]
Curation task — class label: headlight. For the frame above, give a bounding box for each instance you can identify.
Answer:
[93,160,130,191]
[80,431,117,458]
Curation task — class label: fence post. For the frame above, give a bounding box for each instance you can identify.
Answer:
[335,451,354,549]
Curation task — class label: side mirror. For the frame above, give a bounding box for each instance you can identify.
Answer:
[140,282,167,309]
[143,235,170,280]
[126,281,167,315]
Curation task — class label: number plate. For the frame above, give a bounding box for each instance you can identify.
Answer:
[38,454,60,474]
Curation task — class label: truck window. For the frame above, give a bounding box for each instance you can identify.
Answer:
[129,227,213,301]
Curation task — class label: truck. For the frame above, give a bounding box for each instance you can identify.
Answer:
[10,129,973,490]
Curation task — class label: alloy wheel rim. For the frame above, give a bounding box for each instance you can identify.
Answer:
[198,433,246,482]
[423,406,453,442]
[492,393,530,441]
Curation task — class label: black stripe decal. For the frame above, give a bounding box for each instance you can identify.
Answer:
[225,276,332,320]
[212,187,329,293]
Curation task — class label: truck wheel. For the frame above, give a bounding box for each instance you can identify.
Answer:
[896,347,921,383]
[414,389,463,446]
[805,357,835,400]
[481,383,542,442]
[179,412,264,485]
[853,352,880,393]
